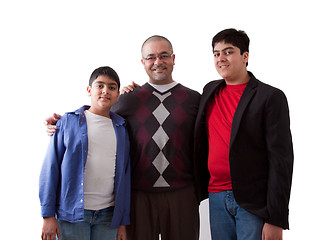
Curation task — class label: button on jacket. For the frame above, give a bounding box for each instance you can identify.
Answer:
[39,105,131,228]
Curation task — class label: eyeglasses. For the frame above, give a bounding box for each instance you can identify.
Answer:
[142,53,174,62]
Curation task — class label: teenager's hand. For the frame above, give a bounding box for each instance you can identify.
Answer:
[44,113,61,136]
[262,223,282,240]
[117,225,127,240]
[41,217,61,240]
[121,81,140,94]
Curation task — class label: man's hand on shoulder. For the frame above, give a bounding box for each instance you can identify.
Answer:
[44,113,61,136]
[121,81,140,94]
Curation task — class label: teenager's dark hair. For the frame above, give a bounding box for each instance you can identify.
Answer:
[212,28,250,55]
[89,66,120,90]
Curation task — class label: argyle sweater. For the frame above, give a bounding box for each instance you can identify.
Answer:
[112,83,200,192]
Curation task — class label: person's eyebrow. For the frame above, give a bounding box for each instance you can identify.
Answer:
[94,81,117,86]
[159,51,171,55]
[145,51,171,56]
[213,47,234,53]
[93,81,105,84]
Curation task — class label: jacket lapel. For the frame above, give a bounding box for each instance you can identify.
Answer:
[201,80,224,112]
[229,74,258,150]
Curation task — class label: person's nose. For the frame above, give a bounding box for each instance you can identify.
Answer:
[219,52,226,62]
[102,86,108,94]
[154,56,163,65]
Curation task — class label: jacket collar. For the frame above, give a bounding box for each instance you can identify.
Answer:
[216,71,258,90]
[229,71,259,149]
[245,71,258,90]
[202,71,258,107]
[69,105,126,126]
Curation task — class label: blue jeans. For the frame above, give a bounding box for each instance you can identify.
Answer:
[58,207,117,240]
[209,191,264,240]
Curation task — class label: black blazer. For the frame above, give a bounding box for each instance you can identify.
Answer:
[194,72,293,229]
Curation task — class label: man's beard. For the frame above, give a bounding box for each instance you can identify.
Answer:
[151,65,168,81]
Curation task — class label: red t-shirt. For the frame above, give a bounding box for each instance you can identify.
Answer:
[206,83,247,193]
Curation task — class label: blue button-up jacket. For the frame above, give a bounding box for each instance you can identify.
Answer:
[39,106,131,228]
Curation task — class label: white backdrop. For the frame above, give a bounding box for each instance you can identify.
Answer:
[1,0,323,239]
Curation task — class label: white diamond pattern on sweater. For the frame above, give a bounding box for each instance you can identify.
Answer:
[151,91,171,187]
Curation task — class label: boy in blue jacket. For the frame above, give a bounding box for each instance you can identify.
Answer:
[39,66,131,240]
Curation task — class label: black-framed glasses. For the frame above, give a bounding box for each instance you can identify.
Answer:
[142,53,174,62]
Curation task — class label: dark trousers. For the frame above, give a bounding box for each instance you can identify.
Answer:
[127,186,199,240]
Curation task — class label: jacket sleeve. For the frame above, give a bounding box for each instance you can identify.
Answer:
[39,118,66,217]
[120,128,131,226]
[264,89,294,229]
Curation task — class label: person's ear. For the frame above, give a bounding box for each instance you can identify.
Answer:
[87,86,91,96]
[243,52,249,64]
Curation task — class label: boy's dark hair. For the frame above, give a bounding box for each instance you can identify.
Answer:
[89,66,120,90]
[212,28,250,55]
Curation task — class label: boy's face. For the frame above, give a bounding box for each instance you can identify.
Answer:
[87,75,120,115]
[213,41,249,83]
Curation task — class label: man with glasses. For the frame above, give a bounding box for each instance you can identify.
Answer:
[113,35,201,240]
[45,35,202,240]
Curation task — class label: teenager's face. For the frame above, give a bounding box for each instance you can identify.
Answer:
[141,40,175,85]
[213,41,249,83]
[87,75,120,115]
